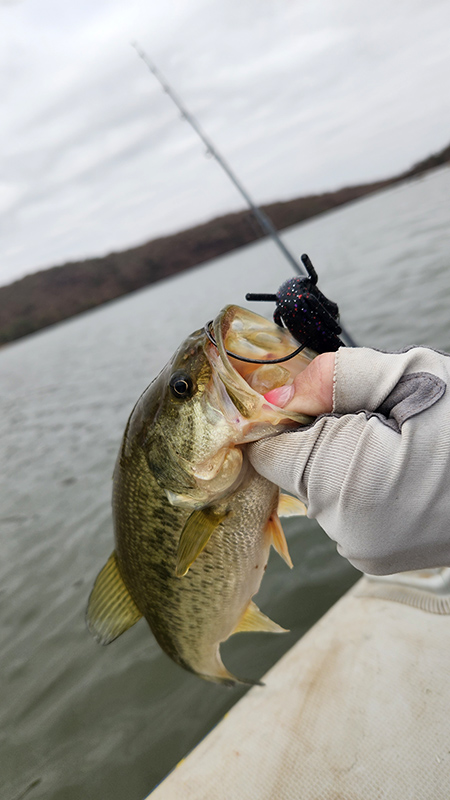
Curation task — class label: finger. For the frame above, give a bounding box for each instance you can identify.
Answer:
[264,352,335,416]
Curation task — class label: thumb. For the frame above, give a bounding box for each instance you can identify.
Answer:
[264,352,335,417]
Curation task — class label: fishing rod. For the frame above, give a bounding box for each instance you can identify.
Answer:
[133,43,356,351]
[133,42,302,276]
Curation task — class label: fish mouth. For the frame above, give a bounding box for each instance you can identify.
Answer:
[207,305,316,435]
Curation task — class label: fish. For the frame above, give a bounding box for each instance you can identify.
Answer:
[86,305,315,685]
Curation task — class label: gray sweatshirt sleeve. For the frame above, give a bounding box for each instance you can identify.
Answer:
[248,346,450,575]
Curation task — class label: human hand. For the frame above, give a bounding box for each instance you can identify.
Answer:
[264,352,335,417]
[249,346,449,575]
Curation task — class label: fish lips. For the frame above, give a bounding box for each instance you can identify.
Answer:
[208,304,314,437]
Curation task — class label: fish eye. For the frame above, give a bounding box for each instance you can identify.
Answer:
[169,372,194,399]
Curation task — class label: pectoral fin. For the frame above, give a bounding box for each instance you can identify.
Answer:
[233,601,288,634]
[176,507,229,577]
[278,493,307,517]
[86,551,142,644]
[267,513,293,568]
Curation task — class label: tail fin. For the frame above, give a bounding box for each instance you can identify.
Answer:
[196,647,264,688]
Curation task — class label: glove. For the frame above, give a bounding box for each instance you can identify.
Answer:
[248,346,449,575]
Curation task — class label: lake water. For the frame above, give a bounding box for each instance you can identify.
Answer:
[1,166,450,800]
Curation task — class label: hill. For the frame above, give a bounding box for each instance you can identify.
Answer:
[1,142,449,345]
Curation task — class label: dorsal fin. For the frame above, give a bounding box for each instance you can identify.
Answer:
[86,551,142,644]
[232,600,288,634]
[278,493,307,517]
[266,513,293,568]
[176,507,229,577]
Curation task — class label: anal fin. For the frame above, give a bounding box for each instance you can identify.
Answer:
[86,551,142,644]
[233,600,288,635]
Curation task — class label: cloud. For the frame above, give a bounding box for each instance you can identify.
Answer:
[1,0,450,285]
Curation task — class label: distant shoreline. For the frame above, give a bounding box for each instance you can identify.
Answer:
[1,143,449,345]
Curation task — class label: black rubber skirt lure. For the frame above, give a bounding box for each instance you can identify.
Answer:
[246,254,345,355]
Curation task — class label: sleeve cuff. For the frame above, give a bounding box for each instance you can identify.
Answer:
[333,346,447,414]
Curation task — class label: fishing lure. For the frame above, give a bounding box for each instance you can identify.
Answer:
[205,255,348,365]
[246,254,345,355]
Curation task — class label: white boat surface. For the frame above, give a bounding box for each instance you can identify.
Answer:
[148,568,450,799]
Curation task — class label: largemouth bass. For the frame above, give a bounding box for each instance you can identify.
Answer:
[87,306,315,685]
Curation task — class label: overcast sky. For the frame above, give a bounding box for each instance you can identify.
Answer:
[1,0,450,286]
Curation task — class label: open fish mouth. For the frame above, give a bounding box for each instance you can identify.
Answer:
[207,305,316,429]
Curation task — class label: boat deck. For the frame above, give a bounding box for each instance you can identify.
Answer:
[148,574,450,799]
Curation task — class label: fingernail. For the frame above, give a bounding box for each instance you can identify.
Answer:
[264,384,295,407]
